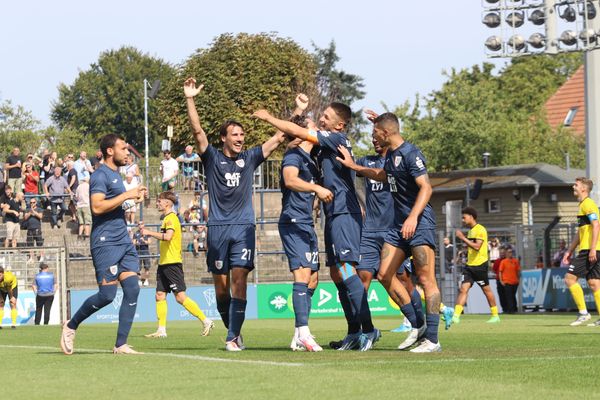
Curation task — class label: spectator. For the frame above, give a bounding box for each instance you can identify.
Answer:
[75,177,91,240]
[0,162,5,200]
[489,237,501,264]
[2,186,23,248]
[5,147,23,194]
[23,198,45,262]
[32,264,57,325]
[498,248,521,313]
[66,161,79,221]
[90,149,103,170]
[61,153,74,175]
[23,163,40,196]
[443,237,454,273]
[121,154,142,185]
[73,151,94,182]
[123,172,138,225]
[132,221,151,286]
[552,239,569,268]
[40,151,57,192]
[160,150,179,191]
[192,224,207,257]
[176,145,200,191]
[492,247,507,312]
[44,166,72,229]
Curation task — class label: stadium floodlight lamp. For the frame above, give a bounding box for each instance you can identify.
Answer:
[560,30,578,45]
[579,28,598,43]
[528,32,546,49]
[483,12,502,28]
[506,11,525,27]
[508,34,526,50]
[560,6,578,22]
[485,35,503,51]
[529,9,546,25]
[579,1,597,19]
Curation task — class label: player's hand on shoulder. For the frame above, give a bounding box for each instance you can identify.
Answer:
[315,186,334,203]
[295,94,309,111]
[184,77,204,98]
[335,145,354,167]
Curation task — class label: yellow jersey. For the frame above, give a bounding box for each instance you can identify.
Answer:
[159,212,182,265]
[578,197,600,251]
[466,223,488,266]
[0,271,17,292]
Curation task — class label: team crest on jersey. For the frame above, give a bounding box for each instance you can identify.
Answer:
[109,264,118,276]
[305,252,312,262]
[394,156,402,167]
[236,159,245,168]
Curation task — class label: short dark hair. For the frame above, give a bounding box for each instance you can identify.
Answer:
[158,191,177,205]
[219,120,244,137]
[100,133,125,158]
[289,115,308,128]
[329,102,352,126]
[0,266,4,273]
[462,206,478,220]
[374,112,400,132]
[39,263,49,270]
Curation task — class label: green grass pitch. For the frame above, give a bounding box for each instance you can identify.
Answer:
[3,314,600,399]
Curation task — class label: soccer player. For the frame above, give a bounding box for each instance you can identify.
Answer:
[60,134,147,355]
[142,191,214,338]
[451,207,500,324]
[335,112,442,353]
[562,177,600,326]
[185,77,285,351]
[254,105,379,352]
[0,266,18,329]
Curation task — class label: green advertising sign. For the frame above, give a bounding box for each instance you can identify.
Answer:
[257,281,402,319]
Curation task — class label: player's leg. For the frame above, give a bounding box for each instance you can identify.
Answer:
[9,289,17,327]
[453,266,476,324]
[0,291,5,327]
[35,295,43,325]
[172,264,214,337]
[565,252,591,325]
[377,244,414,324]
[113,245,142,353]
[145,290,168,338]
[397,264,425,331]
[207,225,232,329]
[586,262,600,326]
[43,295,54,325]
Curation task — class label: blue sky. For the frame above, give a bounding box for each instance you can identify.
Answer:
[0,0,504,126]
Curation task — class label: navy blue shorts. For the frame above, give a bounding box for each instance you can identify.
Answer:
[324,213,362,266]
[207,224,255,275]
[357,230,387,275]
[384,228,436,255]
[278,223,320,272]
[397,258,413,275]
[91,243,139,284]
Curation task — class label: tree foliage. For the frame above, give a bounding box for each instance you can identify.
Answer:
[51,46,176,152]
[0,100,43,157]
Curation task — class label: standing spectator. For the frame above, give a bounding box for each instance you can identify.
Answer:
[123,172,138,225]
[553,239,569,268]
[5,147,23,194]
[492,247,507,311]
[133,222,151,286]
[23,198,45,262]
[121,155,141,185]
[32,264,57,325]
[66,161,79,221]
[61,154,74,175]
[489,237,501,264]
[75,177,91,240]
[90,149,103,170]
[0,162,5,200]
[443,237,454,273]
[23,163,40,196]
[176,145,200,191]
[74,151,94,182]
[2,186,23,248]
[160,150,179,191]
[44,166,72,229]
[40,151,57,193]
[498,248,521,313]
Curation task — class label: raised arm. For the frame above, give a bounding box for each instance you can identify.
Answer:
[184,78,209,155]
[254,110,311,142]
[260,94,310,159]
[335,145,387,182]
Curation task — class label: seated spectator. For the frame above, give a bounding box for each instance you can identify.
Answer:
[132,221,151,286]
[23,198,45,262]
[23,163,40,196]
[160,150,179,191]
[192,224,207,257]
[123,172,138,225]
[44,166,72,229]
[75,177,91,240]
[176,145,200,191]
[2,186,24,248]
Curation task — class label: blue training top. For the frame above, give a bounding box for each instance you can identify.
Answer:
[90,163,131,247]
[35,271,55,295]
[384,141,436,229]
[201,144,264,226]
[279,147,318,225]
[309,130,361,217]
[356,155,393,232]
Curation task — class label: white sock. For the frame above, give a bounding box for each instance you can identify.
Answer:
[298,326,310,338]
[158,326,166,334]
[580,310,589,315]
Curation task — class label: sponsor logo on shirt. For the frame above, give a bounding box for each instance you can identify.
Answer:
[112,179,118,183]
[225,172,241,187]
[415,156,425,170]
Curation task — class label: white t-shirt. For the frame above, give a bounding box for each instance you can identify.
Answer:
[160,158,179,182]
[123,179,138,210]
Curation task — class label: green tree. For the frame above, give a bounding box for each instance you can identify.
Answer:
[0,100,44,158]
[51,46,176,152]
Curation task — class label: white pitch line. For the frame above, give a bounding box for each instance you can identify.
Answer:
[0,345,304,367]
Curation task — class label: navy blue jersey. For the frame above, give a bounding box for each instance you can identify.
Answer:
[201,144,264,226]
[356,155,393,231]
[308,130,360,217]
[89,164,130,247]
[279,147,318,224]
[384,142,436,229]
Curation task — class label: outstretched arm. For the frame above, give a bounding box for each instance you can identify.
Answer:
[335,145,387,182]
[184,78,209,155]
[260,94,310,159]
[254,110,311,142]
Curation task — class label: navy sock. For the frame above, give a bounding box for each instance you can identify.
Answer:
[68,284,117,330]
[307,288,315,316]
[426,313,440,343]
[216,295,231,329]
[345,274,374,333]
[115,275,140,347]
[293,282,309,327]
[400,304,418,328]
[335,281,360,334]
[411,289,425,328]
[227,298,247,341]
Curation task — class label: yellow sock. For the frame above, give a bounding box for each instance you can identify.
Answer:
[594,290,600,315]
[490,306,498,317]
[569,283,588,313]
[157,300,168,328]
[0,308,4,324]
[182,297,206,321]
[11,308,18,326]
[439,302,446,312]
[454,304,464,317]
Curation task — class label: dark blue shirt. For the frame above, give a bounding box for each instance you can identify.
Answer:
[356,155,393,232]
[311,130,360,217]
[279,147,318,224]
[35,271,55,295]
[201,145,264,226]
[90,164,130,247]
[384,141,436,229]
